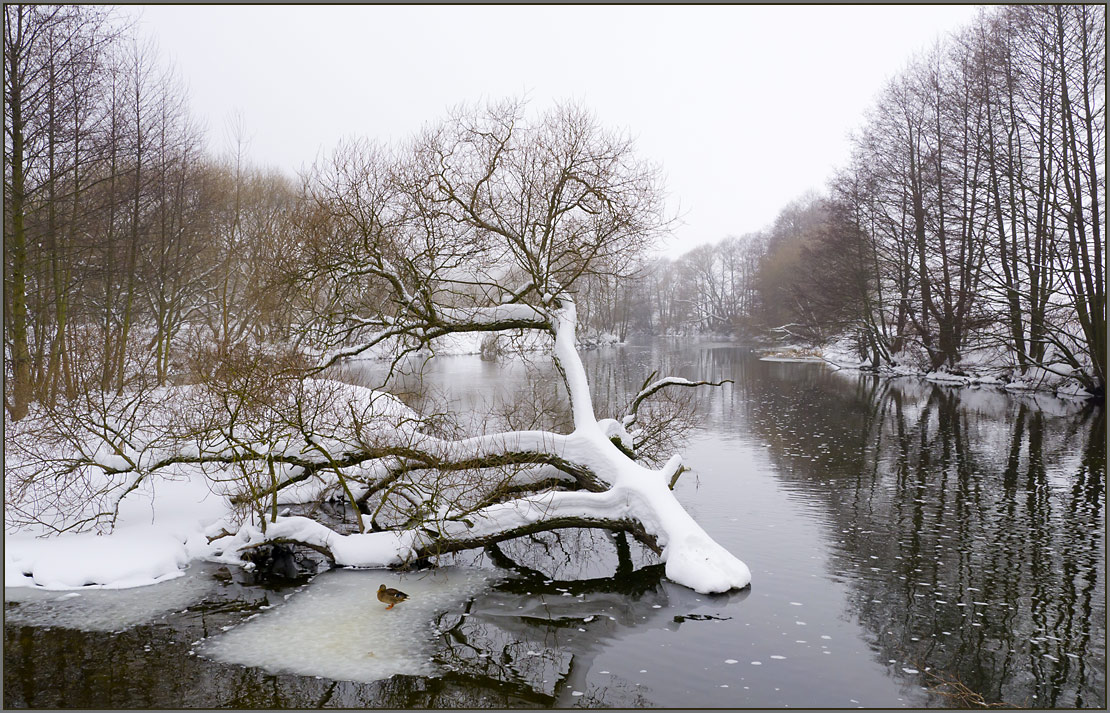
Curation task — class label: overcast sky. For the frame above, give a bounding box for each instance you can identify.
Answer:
[128,4,982,257]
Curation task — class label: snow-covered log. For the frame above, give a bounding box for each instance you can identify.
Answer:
[205,300,751,593]
[6,101,750,593]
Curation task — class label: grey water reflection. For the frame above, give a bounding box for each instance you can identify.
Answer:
[5,340,1104,708]
[357,340,1105,707]
[760,372,1101,707]
[581,341,1104,708]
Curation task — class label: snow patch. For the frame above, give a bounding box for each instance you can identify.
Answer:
[6,528,189,589]
[6,470,232,590]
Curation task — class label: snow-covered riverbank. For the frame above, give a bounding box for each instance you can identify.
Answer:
[761,343,1100,402]
[6,472,231,590]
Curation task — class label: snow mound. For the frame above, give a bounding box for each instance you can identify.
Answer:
[6,467,233,590]
[1055,381,1096,400]
[200,568,490,682]
[924,370,972,385]
[5,527,189,589]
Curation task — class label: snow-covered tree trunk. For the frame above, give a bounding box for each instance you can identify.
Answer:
[6,99,751,594]
[215,300,749,593]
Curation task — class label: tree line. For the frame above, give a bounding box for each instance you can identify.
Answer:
[6,5,1105,423]
[4,5,304,420]
[606,6,1103,398]
[3,5,666,423]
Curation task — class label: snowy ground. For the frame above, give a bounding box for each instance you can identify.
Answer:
[5,474,230,590]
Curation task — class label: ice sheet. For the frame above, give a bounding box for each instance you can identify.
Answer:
[200,568,490,683]
[4,565,214,631]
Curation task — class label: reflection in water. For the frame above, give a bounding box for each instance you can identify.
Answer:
[832,386,1106,710]
[431,537,753,708]
[425,528,748,707]
[689,349,1105,709]
[581,343,1104,707]
[5,341,1104,708]
[2,557,693,708]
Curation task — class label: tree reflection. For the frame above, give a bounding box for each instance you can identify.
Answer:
[425,533,723,707]
[5,530,720,708]
[735,367,1105,708]
[586,343,1103,707]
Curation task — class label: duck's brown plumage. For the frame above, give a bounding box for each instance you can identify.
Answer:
[377,584,409,609]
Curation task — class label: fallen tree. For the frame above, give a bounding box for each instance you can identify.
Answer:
[5,99,750,593]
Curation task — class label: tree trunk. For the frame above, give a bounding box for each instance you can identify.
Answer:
[6,9,33,420]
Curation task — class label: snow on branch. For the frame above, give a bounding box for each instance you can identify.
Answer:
[7,295,750,595]
[314,301,551,371]
[8,102,750,594]
[211,302,750,593]
[622,371,734,431]
[221,488,656,570]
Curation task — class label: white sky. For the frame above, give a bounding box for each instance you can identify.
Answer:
[127,4,982,257]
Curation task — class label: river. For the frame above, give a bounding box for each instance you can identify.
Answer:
[4,338,1104,708]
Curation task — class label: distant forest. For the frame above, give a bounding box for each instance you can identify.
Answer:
[591,5,1104,397]
[5,4,1105,423]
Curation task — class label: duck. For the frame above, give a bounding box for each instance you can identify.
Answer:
[377,584,409,610]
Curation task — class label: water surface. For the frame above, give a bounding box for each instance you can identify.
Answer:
[5,340,1104,708]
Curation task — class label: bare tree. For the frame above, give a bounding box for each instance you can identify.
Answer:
[1049,4,1105,394]
[8,100,749,594]
[4,4,119,416]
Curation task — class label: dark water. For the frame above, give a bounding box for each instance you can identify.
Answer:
[4,340,1105,708]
